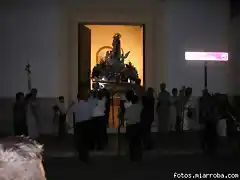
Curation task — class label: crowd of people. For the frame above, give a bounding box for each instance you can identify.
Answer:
[13,88,40,139]
[9,82,240,163]
[2,84,240,180]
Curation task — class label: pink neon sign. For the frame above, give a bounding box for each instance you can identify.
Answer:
[185,52,228,61]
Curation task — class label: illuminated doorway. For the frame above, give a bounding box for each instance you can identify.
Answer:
[78,24,145,132]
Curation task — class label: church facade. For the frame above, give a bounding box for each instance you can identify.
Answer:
[0,0,239,135]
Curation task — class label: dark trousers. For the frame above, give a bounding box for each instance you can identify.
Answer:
[58,114,66,139]
[14,120,28,136]
[102,114,108,145]
[201,120,218,153]
[175,115,183,133]
[75,120,92,162]
[126,123,142,161]
[141,121,153,149]
[92,116,107,150]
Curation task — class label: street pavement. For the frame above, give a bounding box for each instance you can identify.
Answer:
[44,155,240,180]
[42,132,240,180]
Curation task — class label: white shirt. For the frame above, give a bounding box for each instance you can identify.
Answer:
[124,101,132,108]
[157,91,171,107]
[72,100,92,122]
[92,98,106,117]
[56,101,66,114]
[124,103,142,124]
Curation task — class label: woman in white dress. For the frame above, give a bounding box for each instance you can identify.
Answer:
[26,90,40,140]
[156,83,171,134]
[169,88,178,131]
[183,87,196,131]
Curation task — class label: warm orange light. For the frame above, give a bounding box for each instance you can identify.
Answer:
[86,25,143,85]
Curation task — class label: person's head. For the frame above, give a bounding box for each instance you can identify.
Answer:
[0,136,45,180]
[160,83,166,92]
[126,90,135,103]
[31,88,38,98]
[147,87,154,97]
[202,89,209,97]
[131,95,139,104]
[16,92,24,102]
[58,96,64,103]
[172,88,178,96]
[185,87,192,97]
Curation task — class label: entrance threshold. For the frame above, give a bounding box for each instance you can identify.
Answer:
[107,127,158,134]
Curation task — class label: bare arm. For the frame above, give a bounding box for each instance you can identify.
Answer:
[66,101,76,114]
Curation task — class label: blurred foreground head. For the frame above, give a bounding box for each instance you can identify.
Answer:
[0,136,45,180]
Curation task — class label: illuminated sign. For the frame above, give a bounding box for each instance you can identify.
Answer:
[185,52,228,61]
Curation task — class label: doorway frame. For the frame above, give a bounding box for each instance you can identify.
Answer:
[78,23,146,133]
[78,22,146,86]
[69,10,158,133]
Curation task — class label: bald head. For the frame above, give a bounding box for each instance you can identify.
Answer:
[0,136,45,180]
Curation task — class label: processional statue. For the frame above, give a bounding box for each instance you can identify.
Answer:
[92,33,143,155]
[92,33,141,92]
[92,32,142,121]
[112,33,121,59]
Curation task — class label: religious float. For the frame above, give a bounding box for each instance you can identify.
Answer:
[91,33,144,128]
[91,33,142,93]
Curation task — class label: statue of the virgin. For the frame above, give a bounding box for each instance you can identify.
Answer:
[112,33,121,59]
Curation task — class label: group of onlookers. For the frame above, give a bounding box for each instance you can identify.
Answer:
[13,88,40,140]
[2,83,239,180]
[199,90,240,154]
[11,82,240,163]
[3,79,240,180]
[71,89,110,162]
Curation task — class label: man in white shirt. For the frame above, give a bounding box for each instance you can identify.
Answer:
[72,92,93,162]
[156,83,171,134]
[124,90,143,162]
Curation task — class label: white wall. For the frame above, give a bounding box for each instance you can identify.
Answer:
[165,0,230,95]
[68,0,157,101]
[0,0,68,97]
[0,0,232,98]
[229,15,240,94]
